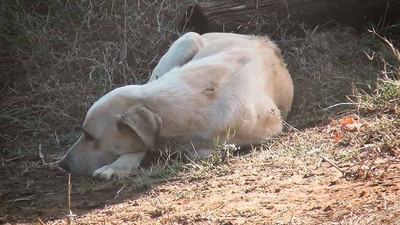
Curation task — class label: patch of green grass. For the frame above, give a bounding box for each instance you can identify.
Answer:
[125,163,183,191]
[359,79,400,114]
[203,143,241,167]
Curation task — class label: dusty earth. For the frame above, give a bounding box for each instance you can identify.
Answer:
[1,1,399,224]
[1,117,400,225]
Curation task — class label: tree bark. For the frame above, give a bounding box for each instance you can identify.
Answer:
[181,0,400,35]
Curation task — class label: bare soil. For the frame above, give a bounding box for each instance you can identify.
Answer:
[1,1,399,224]
[1,118,399,225]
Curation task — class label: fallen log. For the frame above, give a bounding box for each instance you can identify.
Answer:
[181,0,400,34]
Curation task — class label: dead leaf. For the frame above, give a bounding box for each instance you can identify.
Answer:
[333,134,344,143]
[341,116,363,131]
[341,117,355,127]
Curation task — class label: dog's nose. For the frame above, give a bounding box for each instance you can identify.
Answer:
[59,157,70,172]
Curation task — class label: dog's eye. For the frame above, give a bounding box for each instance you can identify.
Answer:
[83,130,95,142]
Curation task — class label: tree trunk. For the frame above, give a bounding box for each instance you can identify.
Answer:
[181,0,400,35]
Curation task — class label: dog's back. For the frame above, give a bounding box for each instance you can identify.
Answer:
[188,33,293,119]
[144,34,293,145]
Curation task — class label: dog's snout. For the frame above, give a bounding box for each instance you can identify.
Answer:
[59,157,71,172]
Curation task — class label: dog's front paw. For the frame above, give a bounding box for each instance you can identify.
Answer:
[92,165,113,180]
[92,153,145,180]
[92,165,130,180]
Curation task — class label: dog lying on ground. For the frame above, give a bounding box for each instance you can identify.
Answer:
[59,32,294,179]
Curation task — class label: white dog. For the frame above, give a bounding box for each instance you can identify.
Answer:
[59,32,294,179]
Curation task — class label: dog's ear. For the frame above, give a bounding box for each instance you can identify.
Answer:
[118,106,162,150]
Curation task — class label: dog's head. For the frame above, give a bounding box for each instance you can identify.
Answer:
[59,89,162,176]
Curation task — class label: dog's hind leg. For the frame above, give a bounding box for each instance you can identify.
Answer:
[92,151,146,180]
[148,32,206,82]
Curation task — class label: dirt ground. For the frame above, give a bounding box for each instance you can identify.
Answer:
[68,164,399,225]
[1,1,400,224]
[2,32,400,224]
[1,120,399,225]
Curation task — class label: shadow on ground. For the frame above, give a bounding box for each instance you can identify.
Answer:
[0,163,142,223]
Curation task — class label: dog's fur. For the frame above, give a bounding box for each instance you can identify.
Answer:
[59,32,294,179]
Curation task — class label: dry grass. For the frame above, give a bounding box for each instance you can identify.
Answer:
[1,0,387,161]
[1,0,398,185]
[255,27,400,177]
[282,27,382,128]
[1,0,400,224]
[1,0,194,159]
